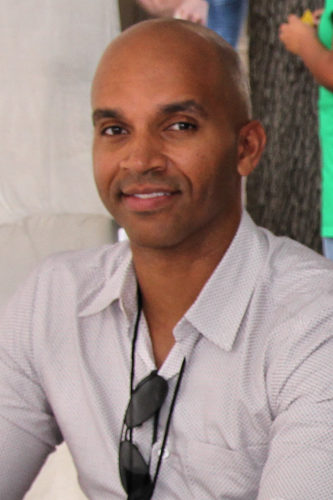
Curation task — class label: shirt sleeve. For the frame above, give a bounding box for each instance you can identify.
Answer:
[257,304,333,499]
[0,269,63,500]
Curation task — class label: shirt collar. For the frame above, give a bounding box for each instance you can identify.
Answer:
[79,212,267,352]
[79,241,137,319]
[183,211,268,351]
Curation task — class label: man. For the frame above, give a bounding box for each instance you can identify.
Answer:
[1,19,333,500]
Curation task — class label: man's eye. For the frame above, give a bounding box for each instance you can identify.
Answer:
[102,126,127,136]
[168,121,197,131]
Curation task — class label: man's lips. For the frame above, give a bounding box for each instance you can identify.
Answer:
[120,186,180,211]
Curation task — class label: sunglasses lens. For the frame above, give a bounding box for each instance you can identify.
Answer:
[119,440,153,497]
[125,371,168,428]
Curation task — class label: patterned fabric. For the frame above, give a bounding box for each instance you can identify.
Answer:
[1,212,333,499]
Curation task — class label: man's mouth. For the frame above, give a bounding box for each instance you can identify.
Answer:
[120,186,179,212]
[131,192,171,199]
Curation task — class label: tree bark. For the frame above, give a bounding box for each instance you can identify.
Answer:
[247,0,324,252]
[118,0,150,31]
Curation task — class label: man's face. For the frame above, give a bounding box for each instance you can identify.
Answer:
[92,28,244,251]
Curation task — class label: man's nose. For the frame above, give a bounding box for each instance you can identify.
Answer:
[119,133,167,173]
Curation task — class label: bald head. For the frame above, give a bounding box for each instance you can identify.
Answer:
[92,19,251,128]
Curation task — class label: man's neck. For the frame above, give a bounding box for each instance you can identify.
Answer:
[131,217,240,367]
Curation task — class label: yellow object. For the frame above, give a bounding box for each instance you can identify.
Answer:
[301,9,314,26]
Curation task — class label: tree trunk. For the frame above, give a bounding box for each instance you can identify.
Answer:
[247,0,324,252]
[118,0,150,31]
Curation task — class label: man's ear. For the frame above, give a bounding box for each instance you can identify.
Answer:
[237,120,266,177]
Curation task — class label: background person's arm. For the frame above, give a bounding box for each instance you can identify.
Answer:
[279,14,333,92]
[174,0,208,24]
[136,0,183,16]
[136,0,208,25]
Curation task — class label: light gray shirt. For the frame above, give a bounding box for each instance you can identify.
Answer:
[1,212,333,499]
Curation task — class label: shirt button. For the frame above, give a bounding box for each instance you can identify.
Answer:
[158,447,170,459]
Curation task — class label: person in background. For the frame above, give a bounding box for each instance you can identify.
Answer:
[207,0,248,47]
[136,0,183,17]
[137,0,247,47]
[280,5,333,259]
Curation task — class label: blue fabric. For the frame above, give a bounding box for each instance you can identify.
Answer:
[323,237,333,260]
[207,0,248,48]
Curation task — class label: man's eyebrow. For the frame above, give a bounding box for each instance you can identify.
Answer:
[92,108,122,125]
[159,100,208,118]
[92,100,208,124]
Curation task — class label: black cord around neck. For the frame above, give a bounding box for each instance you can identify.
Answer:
[129,286,186,498]
[130,287,142,395]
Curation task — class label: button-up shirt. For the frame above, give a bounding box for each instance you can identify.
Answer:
[1,212,333,499]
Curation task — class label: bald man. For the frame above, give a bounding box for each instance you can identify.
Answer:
[1,19,333,500]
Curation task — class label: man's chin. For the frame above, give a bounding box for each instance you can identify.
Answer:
[126,225,189,253]
[128,233,177,252]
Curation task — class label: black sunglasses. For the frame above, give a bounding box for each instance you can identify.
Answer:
[119,370,169,499]
[119,288,186,498]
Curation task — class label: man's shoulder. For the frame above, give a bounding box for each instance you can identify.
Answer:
[255,225,333,316]
[11,241,133,310]
[37,240,131,277]
[240,213,333,288]
[262,227,333,280]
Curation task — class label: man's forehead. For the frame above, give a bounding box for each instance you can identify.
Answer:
[92,58,222,122]
[92,99,209,126]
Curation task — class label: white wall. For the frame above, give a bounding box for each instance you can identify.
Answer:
[0,0,120,224]
[1,2,121,498]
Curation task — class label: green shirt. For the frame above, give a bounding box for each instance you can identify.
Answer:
[318,0,333,236]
